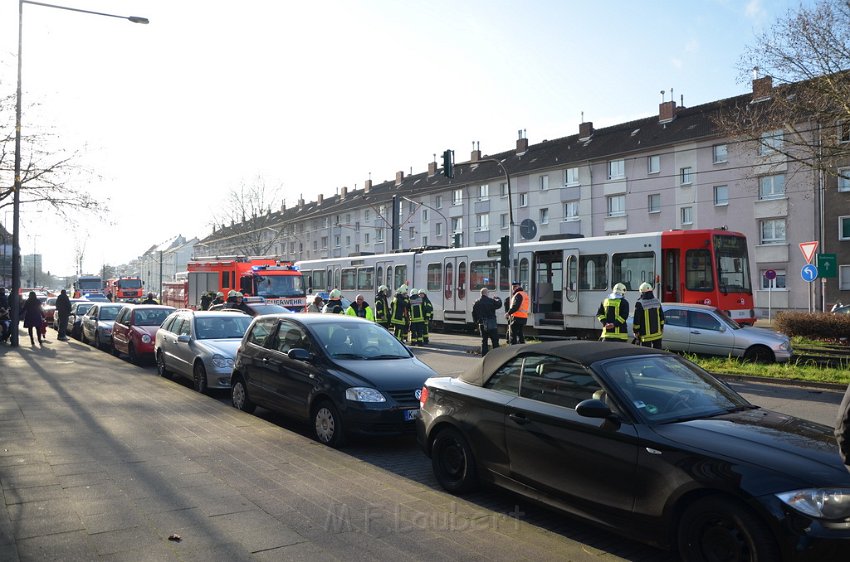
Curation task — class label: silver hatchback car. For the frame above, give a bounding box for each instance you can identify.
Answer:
[154,310,253,393]
[654,303,792,363]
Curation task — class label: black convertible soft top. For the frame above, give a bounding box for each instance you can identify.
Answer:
[458,340,666,387]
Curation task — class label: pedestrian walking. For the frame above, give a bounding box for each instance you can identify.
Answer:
[55,289,72,341]
[22,291,45,346]
[472,288,502,355]
[597,282,629,342]
[632,282,664,348]
[506,282,529,344]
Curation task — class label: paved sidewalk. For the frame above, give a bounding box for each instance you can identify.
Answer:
[0,330,617,561]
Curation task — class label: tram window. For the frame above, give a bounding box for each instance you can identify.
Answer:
[612,252,654,292]
[686,250,714,291]
[341,268,356,291]
[445,263,454,300]
[427,263,442,292]
[333,269,341,291]
[377,266,384,287]
[519,258,530,289]
[579,254,608,290]
[311,270,326,291]
[458,262,467,300]
[395,265,407,287]
[357,267,374,291]
[470,261,497,291]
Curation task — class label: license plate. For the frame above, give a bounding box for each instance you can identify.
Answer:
[403,409,419,421]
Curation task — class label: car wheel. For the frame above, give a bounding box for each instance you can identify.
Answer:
[156,351,171,379]
[193,362,208,394]
[431,427,479,494]
[231,375,256,414]
[743,345,774,363]
[678,496,778,562]
[128,343,138,364]
[312,400,345,447]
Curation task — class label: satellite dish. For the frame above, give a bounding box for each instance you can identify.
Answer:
[520,219,537,240]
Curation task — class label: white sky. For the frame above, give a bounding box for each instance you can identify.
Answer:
[0,0,807,277]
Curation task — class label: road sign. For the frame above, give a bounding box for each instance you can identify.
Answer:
[801,264,818,282]
[799,241,819,264]
[816,253,837,278]
[764,269,776,280]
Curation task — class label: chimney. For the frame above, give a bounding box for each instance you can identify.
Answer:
[752,76,773,101]
[298,196,304,208]
[364,179,372,193]
[579,121,594,139]
[317,193,324,205]
[395,171,404,186]
[471,141,481,163]
[659,101,677,122]
[280,201,286,212]
[341,186,348,200]
[516,129,528,153]
[428,161,437,176]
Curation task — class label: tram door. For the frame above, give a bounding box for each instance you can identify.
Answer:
[326,265,341,292]
[661,249,680,302]
[442,255,468,325]
[376,260,394,292]
[563,249,579,318]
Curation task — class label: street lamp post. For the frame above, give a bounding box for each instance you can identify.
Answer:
[9,1,148,346]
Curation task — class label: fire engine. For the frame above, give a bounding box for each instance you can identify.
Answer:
[161,280,189,309]
[74,274,104,298]
[106,276,145,301]
[186,256,306,310]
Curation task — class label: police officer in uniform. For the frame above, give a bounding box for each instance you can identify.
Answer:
[597,283,629,342]
[506,282,529,344]
[632,282,664,348]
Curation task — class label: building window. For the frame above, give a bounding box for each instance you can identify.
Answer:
[435,195,443,208]
[647,155,660,174]
[398,201,404,217]
[500,182,508,197]
[364,233,370,244]
[313,241,318,251]
[409,226,415,240]
[680,167,693,186]
[519,193,528,207]
[500,213,509,229]
[365,209,371,221]
[451,217,462,232]
[375,229,383,242]
[345,235,351,246]
[321,236,328,249]
[840,265,850,290]
[378,205,386,218]
[759,129,784,155]
[476,213,489,231]
[539,175,549,190]
[452,189,463,206]
[681,206,693,225]
[479,184,489,200]
[334,235,341,247]
[840,216,850,240]
[760,269,786,290]
[422,209,429,222]
[565,167,579,186]
[608,159,625,180]
[714,185,729,206]
[759,174,785,200]
[607,195,625,217]
[839,167,850,192]
[539,208,549,225]
[712,144,728,164]
[839,121,850,143]
[422,235,428,246]
[435,222,443,237]
[760,219,786,244]
[648,194,661,213]
[564,201,579,221]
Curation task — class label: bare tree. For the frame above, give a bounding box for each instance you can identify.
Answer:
[0,93,104,221]
[207,175,286,256]
[714,0,850,176]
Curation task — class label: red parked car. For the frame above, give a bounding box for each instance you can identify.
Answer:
[111,304,175,364]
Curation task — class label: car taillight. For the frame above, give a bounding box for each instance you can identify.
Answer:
[419,386,429,408]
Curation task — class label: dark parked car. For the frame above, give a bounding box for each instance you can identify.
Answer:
[417,341,850,561]
[231,314,436,447]
[111,304,175,363]
[66,301,95,340]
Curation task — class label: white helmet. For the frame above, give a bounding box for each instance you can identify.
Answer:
[639,282,653,293]
[378,285,388,293]
[397,284,409,295]
[613,283,627,294]
[329,289,342,299]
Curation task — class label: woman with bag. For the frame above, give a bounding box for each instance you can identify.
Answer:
[22,291,45,346]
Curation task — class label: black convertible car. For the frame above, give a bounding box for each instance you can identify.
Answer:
[416,341,850,561]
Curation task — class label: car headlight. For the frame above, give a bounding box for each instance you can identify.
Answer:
[779,341,790,351]
[141,334,151,344]
[776,489,850,519]
[211,354,234,369]
[345,387,386,403]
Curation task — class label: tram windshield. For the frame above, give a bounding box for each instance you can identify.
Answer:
[714,235,752,293]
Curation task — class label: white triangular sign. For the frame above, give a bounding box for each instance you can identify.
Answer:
[799,241,818,264]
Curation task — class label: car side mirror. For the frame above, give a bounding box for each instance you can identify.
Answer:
[575,398,613,419]
[718,325,726,333]
[177,335,191,343]
[287,348,312,361]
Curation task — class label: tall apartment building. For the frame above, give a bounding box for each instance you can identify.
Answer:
[199,78,850,315]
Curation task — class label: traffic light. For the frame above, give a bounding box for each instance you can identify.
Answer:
[499,235,510,268]
[442,149,454,179]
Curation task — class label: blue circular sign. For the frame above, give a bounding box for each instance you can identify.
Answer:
[801,264,818,282]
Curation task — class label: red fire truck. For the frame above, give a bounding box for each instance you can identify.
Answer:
[161,280,189,309]
[186,256,306,310]
[106,276,145,301]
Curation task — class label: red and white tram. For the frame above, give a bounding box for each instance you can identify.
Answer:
[295,229,755,336]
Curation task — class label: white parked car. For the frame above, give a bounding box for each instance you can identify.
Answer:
[645,303,792,363]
